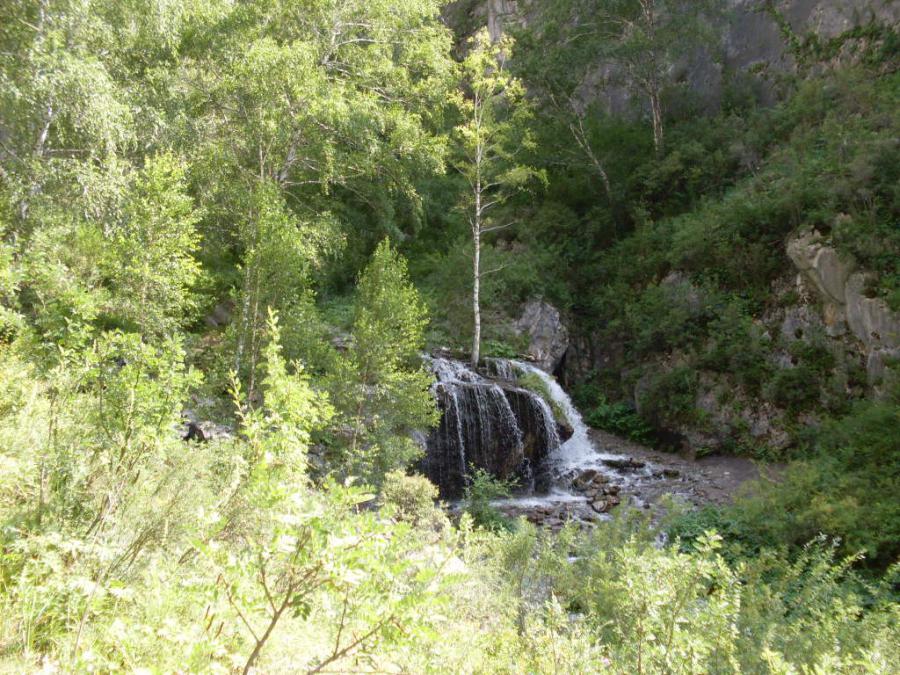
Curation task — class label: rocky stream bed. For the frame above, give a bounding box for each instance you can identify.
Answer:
[423,355,769,531]
[492,429,766,531]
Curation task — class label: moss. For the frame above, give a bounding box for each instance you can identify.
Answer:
[516,371,567,426]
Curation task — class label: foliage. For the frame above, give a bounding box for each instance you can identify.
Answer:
[380,470,449,535]
[518,0,723,154]
[452,28,544,365]
[635,365,699,430]
[669,392,900,570]
[584,397,654,443]
[0,1,897,671]
[327,240,438,483]
[515,371,567,426]
[462,467,516,532]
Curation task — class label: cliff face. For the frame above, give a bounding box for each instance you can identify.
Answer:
[560,236,899,455]
[452,0,900,110]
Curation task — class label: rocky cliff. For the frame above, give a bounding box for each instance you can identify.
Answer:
[449,0,900,108]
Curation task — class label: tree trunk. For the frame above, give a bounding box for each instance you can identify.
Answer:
[471,137,483,368]
[650,87,664,155]
[471,218,481,369]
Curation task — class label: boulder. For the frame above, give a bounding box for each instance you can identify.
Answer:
[602,457,646,471]
[572,469,608,491]
[590,499,609,514]
[204,302,233,328]
[514,300,569,373]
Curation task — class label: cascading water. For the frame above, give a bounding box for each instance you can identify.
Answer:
[422,356,562,497]
[423,355,653,512]
[510,360,623,475]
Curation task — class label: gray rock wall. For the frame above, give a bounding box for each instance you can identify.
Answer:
[787,230,900,392]
[456,0,899,111]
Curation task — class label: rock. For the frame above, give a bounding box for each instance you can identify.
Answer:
[423,357,563,497]
[604,484,621,496]
[572,469,609,492]
[787,231,853,305]
[845,273,900,348]
[590,499,609,514]
[867,347,900,390]
[780,305,826,341]
[183,421,206,442]
[602,457,645,471]
[662,469,680,479]
[572,469,599,490]
[557,420,574,442]
[787,231,900,350]
[330,332,355,352]
[183,409,234,442]
[514,300,569,373]
[204,301,233,328]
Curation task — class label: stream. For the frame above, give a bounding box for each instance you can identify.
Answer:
[423,356,762,529]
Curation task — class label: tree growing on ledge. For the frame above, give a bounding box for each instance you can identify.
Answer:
[453,29,544,368]
[522,0,720,155]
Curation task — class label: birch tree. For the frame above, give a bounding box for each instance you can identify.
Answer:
[453,29,543,367]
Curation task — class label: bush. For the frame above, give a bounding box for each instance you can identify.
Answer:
[636,366,699,430]
[584,397,653,443]
[669,393,900,569]
[380,470,449,535]
[463,467,516,532]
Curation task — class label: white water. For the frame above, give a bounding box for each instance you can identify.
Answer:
[425,355,654,509]
[511,360,625,475]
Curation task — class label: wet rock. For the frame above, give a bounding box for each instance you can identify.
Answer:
[423,357,562,497]
[603,457,646,471]
[572,469,608,491]
[557,420,574,442]
[572,469,598,489]
[590,499,609,514]
[662,468,680,479]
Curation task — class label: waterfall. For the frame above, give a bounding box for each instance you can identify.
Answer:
[509,360,615,473]
[423,354,641,500]
[423,355,656,517]
[422,356,562,497]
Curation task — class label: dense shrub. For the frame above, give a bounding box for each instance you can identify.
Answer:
[636,366,700,431]
[584,397,653,443]
[463,467,516,532]
[380,470,449,535]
